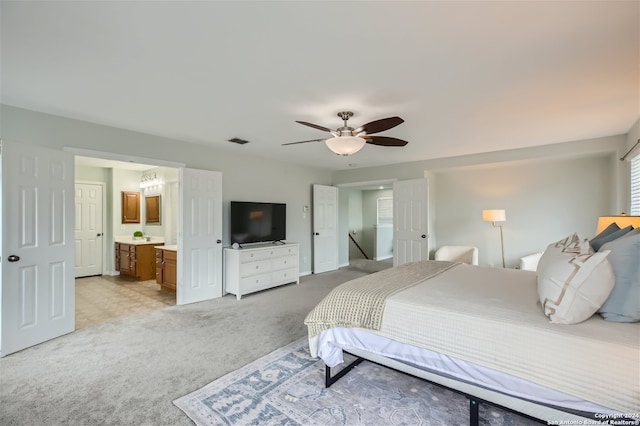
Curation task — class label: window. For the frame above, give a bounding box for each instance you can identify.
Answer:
[377,197,393,225]
[631,155,640,215]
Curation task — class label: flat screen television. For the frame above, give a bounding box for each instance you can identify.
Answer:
[230,201,286,245]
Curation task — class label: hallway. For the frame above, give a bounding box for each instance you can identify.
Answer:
[75,275,175,329]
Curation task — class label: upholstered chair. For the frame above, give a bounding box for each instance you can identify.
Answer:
[434,246,479,265]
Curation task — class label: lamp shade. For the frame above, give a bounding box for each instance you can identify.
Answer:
[482,209,506,222]
[325,136,366,156]
[596,215,640,234]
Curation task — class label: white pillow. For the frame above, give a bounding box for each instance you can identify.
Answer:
[537,234,615,324]
[539,232,590,258]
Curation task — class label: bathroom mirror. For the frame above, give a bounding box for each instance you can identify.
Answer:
[145,195,161,224]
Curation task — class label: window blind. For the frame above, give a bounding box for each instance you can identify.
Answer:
[377,197,393,224]
[631,155,640,215]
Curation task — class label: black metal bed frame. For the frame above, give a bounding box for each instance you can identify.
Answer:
[324,352,546,426]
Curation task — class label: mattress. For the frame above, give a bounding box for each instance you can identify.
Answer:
[308,262,639,415]
[312,327,616,415]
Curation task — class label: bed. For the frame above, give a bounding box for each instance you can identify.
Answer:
[304,256,640,425]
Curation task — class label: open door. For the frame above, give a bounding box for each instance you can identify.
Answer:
[393,178,429,266]
[177,168,223,305]
[74,183,104,277]
[313,184,338,274]
[1,140,75,356]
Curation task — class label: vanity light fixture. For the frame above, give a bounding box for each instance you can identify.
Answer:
[140,171,163,189]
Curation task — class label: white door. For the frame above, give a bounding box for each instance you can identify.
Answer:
[178,168,223,305]
[313,184,338,273]
[74,183,103,277]
[1,141,75,357]
[393,178,429,266]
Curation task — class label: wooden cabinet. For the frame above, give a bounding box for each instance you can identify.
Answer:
[121,191,140,224]
[145,195,161,224]
[224,243,299,300]
[115,242,161,280]
[156,248,177,291]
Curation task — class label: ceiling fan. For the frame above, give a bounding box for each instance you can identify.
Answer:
[283,111,408,156]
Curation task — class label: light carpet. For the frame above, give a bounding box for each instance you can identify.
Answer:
[174,337,538,426]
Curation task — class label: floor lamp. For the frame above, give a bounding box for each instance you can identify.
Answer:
[483,209,506,268]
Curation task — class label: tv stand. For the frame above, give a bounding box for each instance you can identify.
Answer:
[224,242,299,300]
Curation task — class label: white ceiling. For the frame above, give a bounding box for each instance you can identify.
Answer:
[2,1,638,171]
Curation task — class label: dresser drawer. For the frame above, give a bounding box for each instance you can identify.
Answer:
[240,273,272,292]
[273,245,298,257]
[272,267,297,284]
[271,255,297,270]
[240,259,271,277]
[239,250,271,262]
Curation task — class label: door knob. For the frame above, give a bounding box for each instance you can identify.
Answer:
[8,255,20,262]
[421,234,427,239]
[216,239,222,244]
[314,232,320,236]
[97,233,103,237]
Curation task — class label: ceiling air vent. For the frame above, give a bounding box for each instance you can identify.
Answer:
[228,137,249,145]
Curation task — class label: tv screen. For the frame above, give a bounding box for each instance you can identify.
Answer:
[230,201,286,244]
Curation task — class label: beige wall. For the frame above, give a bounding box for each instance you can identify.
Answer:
[2,105,333,275]
[4,104,636,271]
[333,134,628,268]
[431,154,613,267]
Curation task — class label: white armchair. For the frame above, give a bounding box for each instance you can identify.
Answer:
[519,252,543,271]
[434,246,479,265]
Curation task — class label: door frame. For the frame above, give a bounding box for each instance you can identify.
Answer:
[336,179,397,266]
[75,180,107,277]
[67,148,185,276]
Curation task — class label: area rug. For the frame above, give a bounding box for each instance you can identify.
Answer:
[174,337,538,426]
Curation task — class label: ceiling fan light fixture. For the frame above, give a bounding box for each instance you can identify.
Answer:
[325,136,366,156]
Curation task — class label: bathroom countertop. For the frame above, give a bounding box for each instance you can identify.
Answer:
[155,245,177,251]
[115,236,165,245]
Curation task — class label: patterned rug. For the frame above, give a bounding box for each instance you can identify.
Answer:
[174,337,539,426]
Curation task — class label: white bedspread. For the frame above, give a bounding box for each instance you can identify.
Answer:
[310,263,639,414]
[380,264,639,414]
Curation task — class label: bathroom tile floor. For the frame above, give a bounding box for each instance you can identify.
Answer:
[75,275,176,330]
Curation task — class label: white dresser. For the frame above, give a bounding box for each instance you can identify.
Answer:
[224,242,299,300]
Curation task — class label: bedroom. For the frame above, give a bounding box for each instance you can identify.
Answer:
[1,1,639,424]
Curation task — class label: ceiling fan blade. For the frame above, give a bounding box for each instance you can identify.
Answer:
[295,121,333,133]
[356,116,404,134]
[282,139,325,146]
[364,136,408,147]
